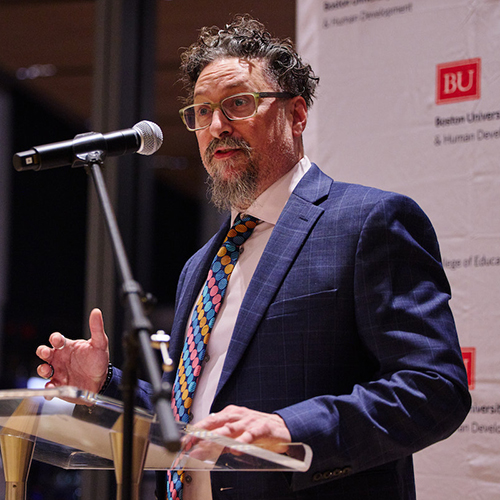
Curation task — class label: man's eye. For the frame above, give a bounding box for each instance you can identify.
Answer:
[197,106,211,116]
[234,98,246,107]
[232,97,250,107]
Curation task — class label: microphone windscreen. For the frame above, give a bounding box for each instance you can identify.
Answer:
[134,120,164,155]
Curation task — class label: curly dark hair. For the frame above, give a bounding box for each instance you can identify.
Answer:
[179,15,319,108]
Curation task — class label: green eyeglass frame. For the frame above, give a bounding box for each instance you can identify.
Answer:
[179,91,295,131]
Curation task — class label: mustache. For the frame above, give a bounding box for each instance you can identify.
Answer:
[204,136,252,161]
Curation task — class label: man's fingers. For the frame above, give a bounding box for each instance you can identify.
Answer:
[199,412,239,431]
[49,332,66,350]
[37,362,53,379]
[196,407,292,454]
[36,344,53,362]
[200,407,255,437]
[88,308,108,350]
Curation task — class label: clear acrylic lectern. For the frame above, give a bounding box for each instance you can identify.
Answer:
[0,386,312,499]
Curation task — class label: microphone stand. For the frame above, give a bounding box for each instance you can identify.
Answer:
[82,151,180,500]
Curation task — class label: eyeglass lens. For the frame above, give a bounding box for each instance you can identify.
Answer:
[184,93,257,130]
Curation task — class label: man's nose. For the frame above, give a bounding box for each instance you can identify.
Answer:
[209,108,233,137]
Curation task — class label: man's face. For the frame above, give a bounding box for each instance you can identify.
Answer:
[193,57,299,210]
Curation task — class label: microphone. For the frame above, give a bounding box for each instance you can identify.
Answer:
[13,120,163,172]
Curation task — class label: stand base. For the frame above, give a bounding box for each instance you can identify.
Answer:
[110,414,151,500]
[4,481,28,500]
[1,434,35,500]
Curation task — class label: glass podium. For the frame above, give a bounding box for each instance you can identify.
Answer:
[0,386,312,499]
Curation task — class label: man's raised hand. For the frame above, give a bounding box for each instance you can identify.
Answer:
[36,308,110,394]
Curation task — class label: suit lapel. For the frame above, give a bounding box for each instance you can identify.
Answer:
[215,164,332,395]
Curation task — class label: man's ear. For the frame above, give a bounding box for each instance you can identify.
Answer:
[290,96,308,137]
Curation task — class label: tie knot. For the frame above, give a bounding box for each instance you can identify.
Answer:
[225,213,259,247]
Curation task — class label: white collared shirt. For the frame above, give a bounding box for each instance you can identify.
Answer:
[182,156,311,500]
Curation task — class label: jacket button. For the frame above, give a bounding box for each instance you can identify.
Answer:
[312,466,353,482]
[313,472,323,482]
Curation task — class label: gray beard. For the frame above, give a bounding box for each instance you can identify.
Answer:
[204,137,259,211]
[206,165,258,211]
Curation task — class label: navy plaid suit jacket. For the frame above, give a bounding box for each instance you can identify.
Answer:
[112,163,470,499]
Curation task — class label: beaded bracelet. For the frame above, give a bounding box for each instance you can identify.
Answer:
[99,362,113,394]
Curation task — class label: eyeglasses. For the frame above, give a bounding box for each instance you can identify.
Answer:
[179,91,295,131]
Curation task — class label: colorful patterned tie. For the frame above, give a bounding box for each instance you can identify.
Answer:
[167,213,259,500]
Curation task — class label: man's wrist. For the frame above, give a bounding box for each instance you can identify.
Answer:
[99,363,113,394]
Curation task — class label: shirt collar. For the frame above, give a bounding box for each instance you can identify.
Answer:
[231,156,311,225]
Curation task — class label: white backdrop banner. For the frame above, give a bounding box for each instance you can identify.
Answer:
[296,0,500,497]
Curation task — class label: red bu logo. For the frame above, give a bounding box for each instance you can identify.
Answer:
[436,58,481,104]
[461,347,476,390]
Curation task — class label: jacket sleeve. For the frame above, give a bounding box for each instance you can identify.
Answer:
[101,366,154,412]
[275,193,471,491]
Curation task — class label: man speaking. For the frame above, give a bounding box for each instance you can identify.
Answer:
[36,15,471,500]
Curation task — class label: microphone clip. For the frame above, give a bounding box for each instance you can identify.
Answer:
[73,132,106,168]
